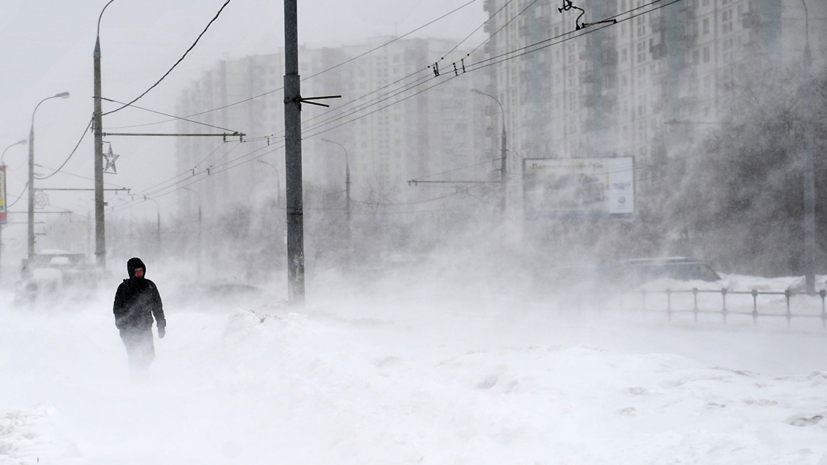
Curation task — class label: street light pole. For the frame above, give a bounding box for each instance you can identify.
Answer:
[256,160,282,208]
[181,187,202,279]
[472,89,507,214]
[0,139,26,280]
[144,196,161,260]
[320,138,351,268]
[28,92,70,262]
[94,0,116,272]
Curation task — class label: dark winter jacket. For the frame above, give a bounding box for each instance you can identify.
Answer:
[113,257,166,332]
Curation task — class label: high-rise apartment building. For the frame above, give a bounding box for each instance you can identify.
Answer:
[174,37,488,219]
[480,0,824,210]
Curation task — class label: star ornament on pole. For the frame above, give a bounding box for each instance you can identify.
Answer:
[103,144,119,174]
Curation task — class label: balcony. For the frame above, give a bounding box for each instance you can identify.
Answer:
[742,12,761,29]
[601,48,619,67]
[650,15,668,33]
[650,42,668,60]
[680,29,698,49]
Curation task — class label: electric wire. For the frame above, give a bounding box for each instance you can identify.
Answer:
[35,118,93,181]
[464,0,682,73]
[265,0,530,140]
[102,0,233,116]
[102,98,239,133]
[6,181,29,209]
[113,0,684,213]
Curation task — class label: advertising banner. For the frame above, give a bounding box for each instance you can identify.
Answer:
[0,165,6,225]
[523,157,635,219]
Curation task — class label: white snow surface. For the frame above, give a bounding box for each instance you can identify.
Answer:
[1,270,827,465]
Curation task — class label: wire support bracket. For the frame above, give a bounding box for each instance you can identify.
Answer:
[284,94,342,110]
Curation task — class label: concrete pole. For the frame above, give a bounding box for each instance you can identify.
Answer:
[94,0,115,272]
[284,0,305,306]
[94,37,106,270]
[802,0,816,294]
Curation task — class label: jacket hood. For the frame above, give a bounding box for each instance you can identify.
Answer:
[127,257,146,279]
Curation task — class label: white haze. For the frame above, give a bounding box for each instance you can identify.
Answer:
[2,253,827,464]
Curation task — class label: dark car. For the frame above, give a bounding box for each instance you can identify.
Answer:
[534,256,721,295]
[598,257,721,287]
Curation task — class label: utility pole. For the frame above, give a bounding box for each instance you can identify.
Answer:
[802,0,816,294]
[284,0,305,306]
[93,1,115,272]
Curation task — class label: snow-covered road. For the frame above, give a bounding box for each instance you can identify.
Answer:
[2,272,826,464]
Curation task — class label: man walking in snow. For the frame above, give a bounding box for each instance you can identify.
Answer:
[113,257,166,372]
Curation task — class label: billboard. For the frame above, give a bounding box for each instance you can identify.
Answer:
[523,157,635,219]
[0,165,6,225]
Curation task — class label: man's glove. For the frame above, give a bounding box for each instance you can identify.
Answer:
[158,326,166,339]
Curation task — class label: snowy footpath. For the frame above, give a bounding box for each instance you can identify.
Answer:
[1,274,826,464]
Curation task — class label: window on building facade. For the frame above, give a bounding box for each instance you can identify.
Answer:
[703,18,709,34]
[703,46,710,63]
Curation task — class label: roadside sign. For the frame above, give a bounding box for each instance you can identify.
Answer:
[523,157,635,219]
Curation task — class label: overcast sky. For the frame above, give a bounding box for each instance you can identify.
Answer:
[0,0,486,228]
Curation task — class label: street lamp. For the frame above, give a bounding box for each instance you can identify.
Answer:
[319,138,351,268]
[2,139,27,165]
[256,159,281,207]
[472,89,507,214]
[94,0,117,271]
[28,92,70,261]
[181,186,202,278]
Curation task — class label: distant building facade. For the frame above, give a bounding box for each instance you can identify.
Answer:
[174,37,488,219]
[479,0,825,210]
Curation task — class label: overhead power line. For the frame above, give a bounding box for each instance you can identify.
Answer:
[103,0,233,116]
[113,0,683,213]
[102,98,239,133]
[36,118,93,180]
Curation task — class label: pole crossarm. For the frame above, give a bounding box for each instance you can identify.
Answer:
[34,187,130,192]
[407,179,501,186]
[101,132,245,141]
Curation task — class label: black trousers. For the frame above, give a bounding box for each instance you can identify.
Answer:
[120,328,155,371]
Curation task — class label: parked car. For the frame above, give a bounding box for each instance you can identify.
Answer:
[534,256,721,294]
[598,257,722,287]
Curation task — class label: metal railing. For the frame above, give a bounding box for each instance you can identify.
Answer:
[636,288,827,328]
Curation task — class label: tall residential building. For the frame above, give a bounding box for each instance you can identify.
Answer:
[480,0,825,211]
[174,37,488,220]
